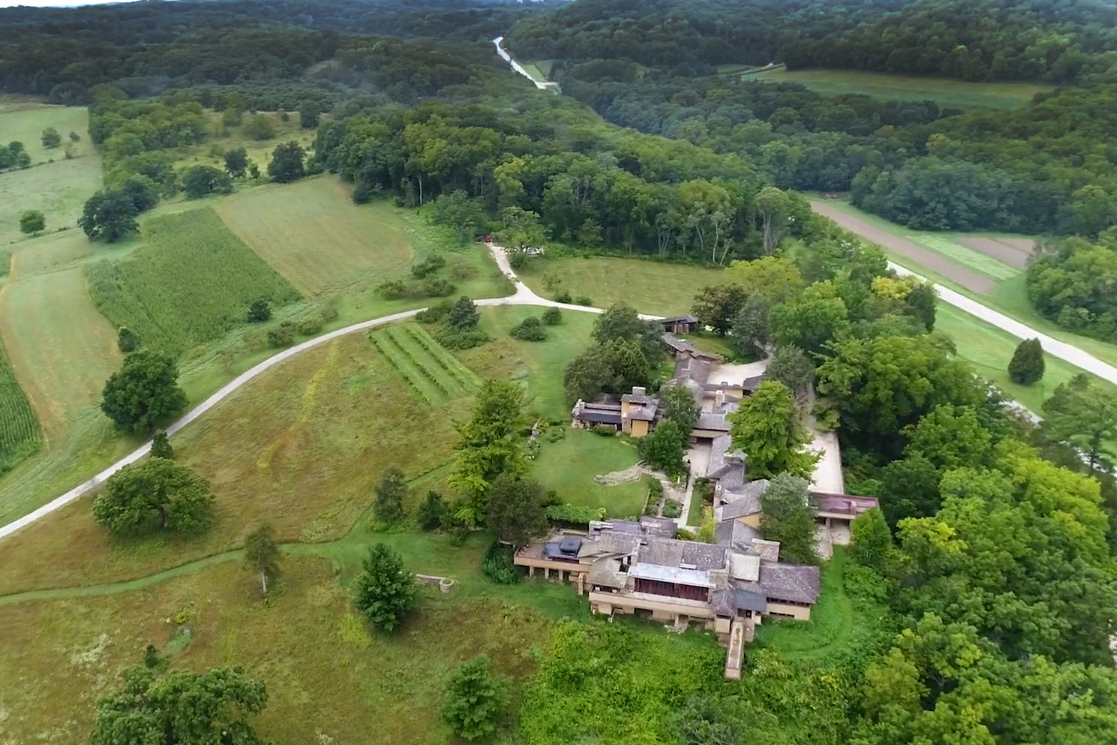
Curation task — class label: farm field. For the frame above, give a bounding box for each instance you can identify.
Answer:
[748,67,1052,109]
[369,323,482,405]
[87,207,302,356]
[531,429,648,518]
[458,305,598,420]
[216,178,418,297]
[0,346,39,475]
[518,255,722,316]
[0,101,101,246]
[813,198,1117,372]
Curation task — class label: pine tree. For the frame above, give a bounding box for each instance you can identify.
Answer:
[150,430,174,459]
[374,466,408,524]
[353,543,416,632]
[1008,338,1044,385]
[440,655,509,741]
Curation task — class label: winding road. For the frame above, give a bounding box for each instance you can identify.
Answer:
[0,244,598,543]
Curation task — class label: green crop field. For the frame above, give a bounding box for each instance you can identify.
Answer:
[87,207,302,356]
[369,323,481,404]
[518,256,722,317]
[216,178,419,297]
[750,67,1052,109]
[909,233,1020,281]
[0,346,40,474]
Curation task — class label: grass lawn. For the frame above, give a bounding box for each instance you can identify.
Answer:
[518,255,723,316]
[0,552,559,745]
[0,101,101,246]
[751,67,1052,109]
[459,305,598,420]
[215,178,419,298]
[531,429,648,518]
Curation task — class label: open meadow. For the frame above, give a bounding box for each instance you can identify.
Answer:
[744,67,1052,109]
[173,108,315,174]
[518,255,723,316]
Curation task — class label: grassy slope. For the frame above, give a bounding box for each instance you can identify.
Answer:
[0,102,100,246]
[750,68,1052,109]
[518,255,723,316]
[532,429,648,518]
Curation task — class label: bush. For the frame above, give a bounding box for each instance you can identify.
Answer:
[441,655,510,742]
[662,500,682,519]
[545,503,605,525]
[421,277,456,297]
[449,259,477,280]
[416,300,453,324]
[554,290,573,304]
[117,326,138,353]
[247,298,271,323]
[591,424,617,436]
[543,426,566,442]
[242,113,275,141]
[574,295,594,306]
[267,322,296,347]
[508,251,527,269]
[416,490,447,531]
[296,316,323,336]
[437,328,488,350]
[376,280,409,300]
[318,303,339,324]
[411,254,446,279]
[481,540,521,584]
[541,307,562,325]
[510,316,548,341]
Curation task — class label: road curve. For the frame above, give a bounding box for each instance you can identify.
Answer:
[0,244,624,543]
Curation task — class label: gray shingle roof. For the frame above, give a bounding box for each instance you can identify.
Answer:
[637,536,728,571]
[715,519,760,550]
[759,562,821,605]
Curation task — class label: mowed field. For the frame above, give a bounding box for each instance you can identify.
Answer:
[0,100,101,245]
[518,256,722,316]
[87,207,302,356]
[746,67,1052,109]
[217,178,417,297]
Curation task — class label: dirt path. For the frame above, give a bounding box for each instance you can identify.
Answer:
[810,200,996,294]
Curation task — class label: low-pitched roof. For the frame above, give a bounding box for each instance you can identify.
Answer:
[579,532,641,559]
[759,563,821,605]
[708,434,746,492]
[588,559,627,589]
[629,562,714,588]
[742,375,765,392]
[734,588,768,612]
[639,516,679,538]
[810,493,880,516]
[637,536,728,571]
[660,315,699,325]
[715,518,760,549]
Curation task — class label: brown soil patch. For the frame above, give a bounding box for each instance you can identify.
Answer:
[810,201,996,294]
[956,236,1034,270]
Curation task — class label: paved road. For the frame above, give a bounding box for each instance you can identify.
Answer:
[811,205,1117,386]
[0,244,621,543]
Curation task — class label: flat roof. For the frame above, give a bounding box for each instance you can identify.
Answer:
[629,562,714,588]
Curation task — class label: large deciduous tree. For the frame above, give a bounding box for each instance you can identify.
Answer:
[638,418,690,479]
[691,284,747,336]
[182,165,232,199]
[729,381,817,479]
[902,405,993,471]
[563,339,651,403]
[79,189,139,243]
[849,507,891,572]
[1041,373,1117,471]
[267,141,306,183]
[93,458,215,537]
[484,474,548,550]
[224,147,248,178]
[769,281,850,354]
[101,351,188,433]
[353,543,416,633]
[451,380,528,521]
[759,473,819,565]
[91,665,268,745]
[762,344,814,400]
[441,655,510,742]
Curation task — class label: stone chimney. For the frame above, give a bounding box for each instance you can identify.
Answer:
[714,389,725,408]
[632,386,646,397]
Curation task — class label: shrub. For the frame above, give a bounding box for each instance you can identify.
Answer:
[421,277,456,297]
[267,322,295,347]
[117,326,138,353]
[247,299,271,323]
[411,254,446,279]
[541,307,562,325]
[662,500,682,519]
[441,655,510,742]
[376,280,409,300]
[437,328,488,350]
[574,295,594,306]
[554,290,573,304]
[449,259,477,280]
[318,303,339,324]
[296,316,323,336]
[508,251,527,269]
[545,503,605,525]
[416,300,453,324]
[543,426,566,442]
[591,424,617,436]
[510,316,547,341]
[416,490,447,531]
[481,540,521,584]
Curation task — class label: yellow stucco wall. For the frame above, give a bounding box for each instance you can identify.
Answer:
[630,420,650,438]
[739,514,761,529]
[766,603,812,621]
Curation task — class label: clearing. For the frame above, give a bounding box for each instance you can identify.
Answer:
[458,305,598,420]
[531,429,649,518]
[518,255,722,316]
[216,178,418,297]
[746,67,1052,109]
[87,207,302,356]
[0,101,101,246]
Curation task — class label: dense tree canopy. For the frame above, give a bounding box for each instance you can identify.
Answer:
[100,351,188,433]
[93,458,216,537]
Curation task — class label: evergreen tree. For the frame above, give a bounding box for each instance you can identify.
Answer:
[150,429,174,459]
[415,490,447,531]
[759,473,819,565]
[353,543,416,633]
[1008,337,1044,385]
[374,466,407,524]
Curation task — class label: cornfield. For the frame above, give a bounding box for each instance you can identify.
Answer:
[87,208,302,356]
[368,323,481,404]
[0,349,40,473]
